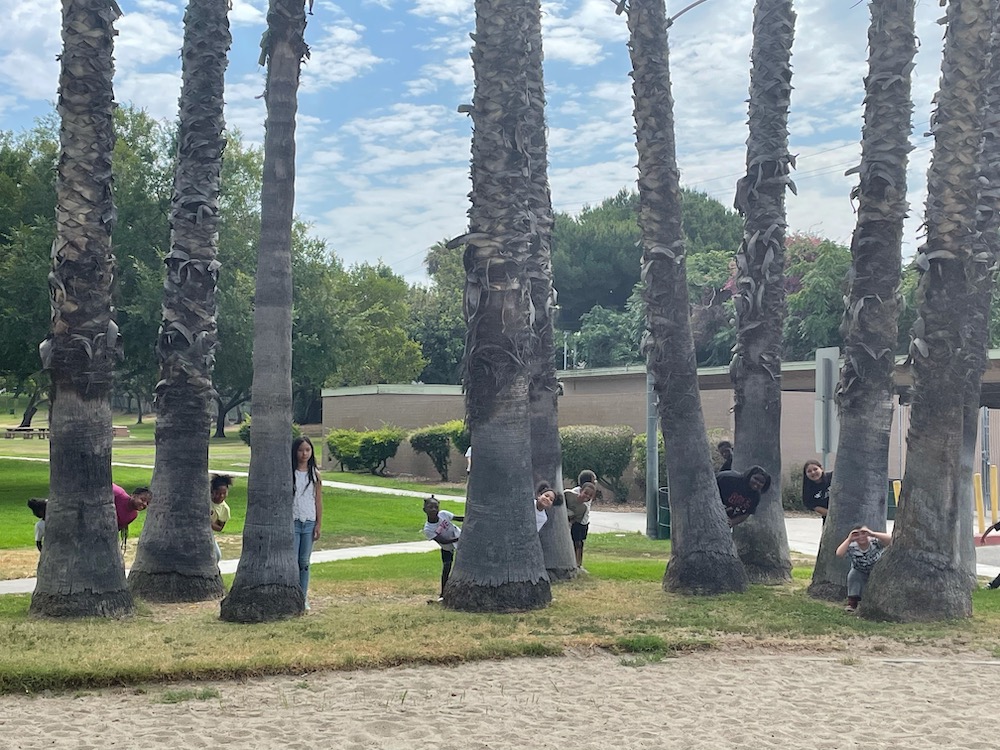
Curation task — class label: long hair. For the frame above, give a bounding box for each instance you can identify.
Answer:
[292,436,319,491]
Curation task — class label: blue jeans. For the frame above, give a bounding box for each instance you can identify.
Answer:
[847,566,869,598]
[294,519,316,600]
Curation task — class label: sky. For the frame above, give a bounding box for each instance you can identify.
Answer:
[0,0,949,282]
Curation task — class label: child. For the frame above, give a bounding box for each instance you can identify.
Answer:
[715,466,771,527]
[802,460,832,520]
[422,495,463,601]
[535,482,557,532]
[981,520,1000,589]
[566,481,597,568]
[836,524,892,613]
[210,474,233,564]
[292,437,323,610]
[27,498,47,552]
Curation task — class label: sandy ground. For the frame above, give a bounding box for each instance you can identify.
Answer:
[2,650,999,749]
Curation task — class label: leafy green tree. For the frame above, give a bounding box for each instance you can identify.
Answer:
[552,188,743,330]
[407,241,465,384]
[329,262,425,386]
[783,234,852,361]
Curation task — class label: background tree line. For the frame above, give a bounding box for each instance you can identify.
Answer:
[0,107,424,429]
[6,112,1000,420]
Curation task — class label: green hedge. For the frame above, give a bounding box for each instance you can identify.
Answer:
[560,424,635,502]
[326,426,407,475]
[409,423,457,481]
[237,417,302,447]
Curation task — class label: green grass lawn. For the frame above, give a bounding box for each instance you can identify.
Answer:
[0,457,465,554]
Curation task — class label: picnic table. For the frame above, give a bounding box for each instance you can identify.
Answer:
[3,427,50,439]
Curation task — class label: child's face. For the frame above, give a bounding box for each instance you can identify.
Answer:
[805,464,823,482]
[212,485,229,504]
[423,500,439,518]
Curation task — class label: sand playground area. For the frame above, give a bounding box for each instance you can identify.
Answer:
[2,648,999,749]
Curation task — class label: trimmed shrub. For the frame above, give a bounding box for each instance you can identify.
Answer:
[358,426,407,475]
[783,464,805,511]
[410,423,456,481]
[444,419,470,454]
[560,424,635,502]
[326,428,365,471]
[237,417,302,447]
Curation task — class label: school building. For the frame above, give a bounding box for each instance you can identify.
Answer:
[321,351,1000,492]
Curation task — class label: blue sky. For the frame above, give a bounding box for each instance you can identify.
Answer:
[0,1,947,281]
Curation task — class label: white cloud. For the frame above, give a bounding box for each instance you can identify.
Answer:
[116,72,181,121]
[229,0,266,26]
[301,19,383,92]
[116,13,183,68]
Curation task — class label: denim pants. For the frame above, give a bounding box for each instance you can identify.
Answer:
[294,519,316,600]
[847,566,869,598]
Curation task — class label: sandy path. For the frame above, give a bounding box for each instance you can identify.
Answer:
[1,651,998,749]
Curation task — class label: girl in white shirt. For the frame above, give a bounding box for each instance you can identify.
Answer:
[292,437,323,609]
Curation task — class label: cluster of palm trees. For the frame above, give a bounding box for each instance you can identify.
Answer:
[32,0,1000,624]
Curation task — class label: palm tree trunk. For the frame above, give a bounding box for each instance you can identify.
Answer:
[957,4,1000,585]
[220,0,307,623]
[809,0,915,600]
[128,0,230,602]
[30,0,133,618]
[627,0,748,595]
[443,0,552,613]
[730,0,795,584]
[862,0,991,622]
[521,0,576,581]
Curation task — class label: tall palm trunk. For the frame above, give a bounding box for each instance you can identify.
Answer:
[220,0,307,623]
[729,0,795,584]
[957,2,1000,586]
[627,0,748,595]
[521,3,576,581]
[809,0,915,600]
[443,0,552,613]
[128,0,231,603]
[30,0,133,618]
[862,0,991,622]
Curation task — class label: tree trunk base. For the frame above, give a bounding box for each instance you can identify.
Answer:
[29,590,134,619]
[806,580,846,602]
[127,570,225,603]
[546,566,579,582]
[219,584,303,623]
[741,562,792,585]
[860,549,972,622]
[664,551,749,595]
[444,579,551,613]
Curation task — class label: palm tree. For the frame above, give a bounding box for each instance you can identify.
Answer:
[955,2,1000,584]
[729,0,795,584]
[625,0,748,595]
[127,0,231,603]
[220,0,308,623]
[442,0,552,612]
[521,2,577,581]
[30,0,133,618]
[808,0,915,600]
[862,0,991,621]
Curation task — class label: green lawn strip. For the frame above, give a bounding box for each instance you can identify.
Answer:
[1,458,462,551]
[2,551,999,694]
[320,470,465,497]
